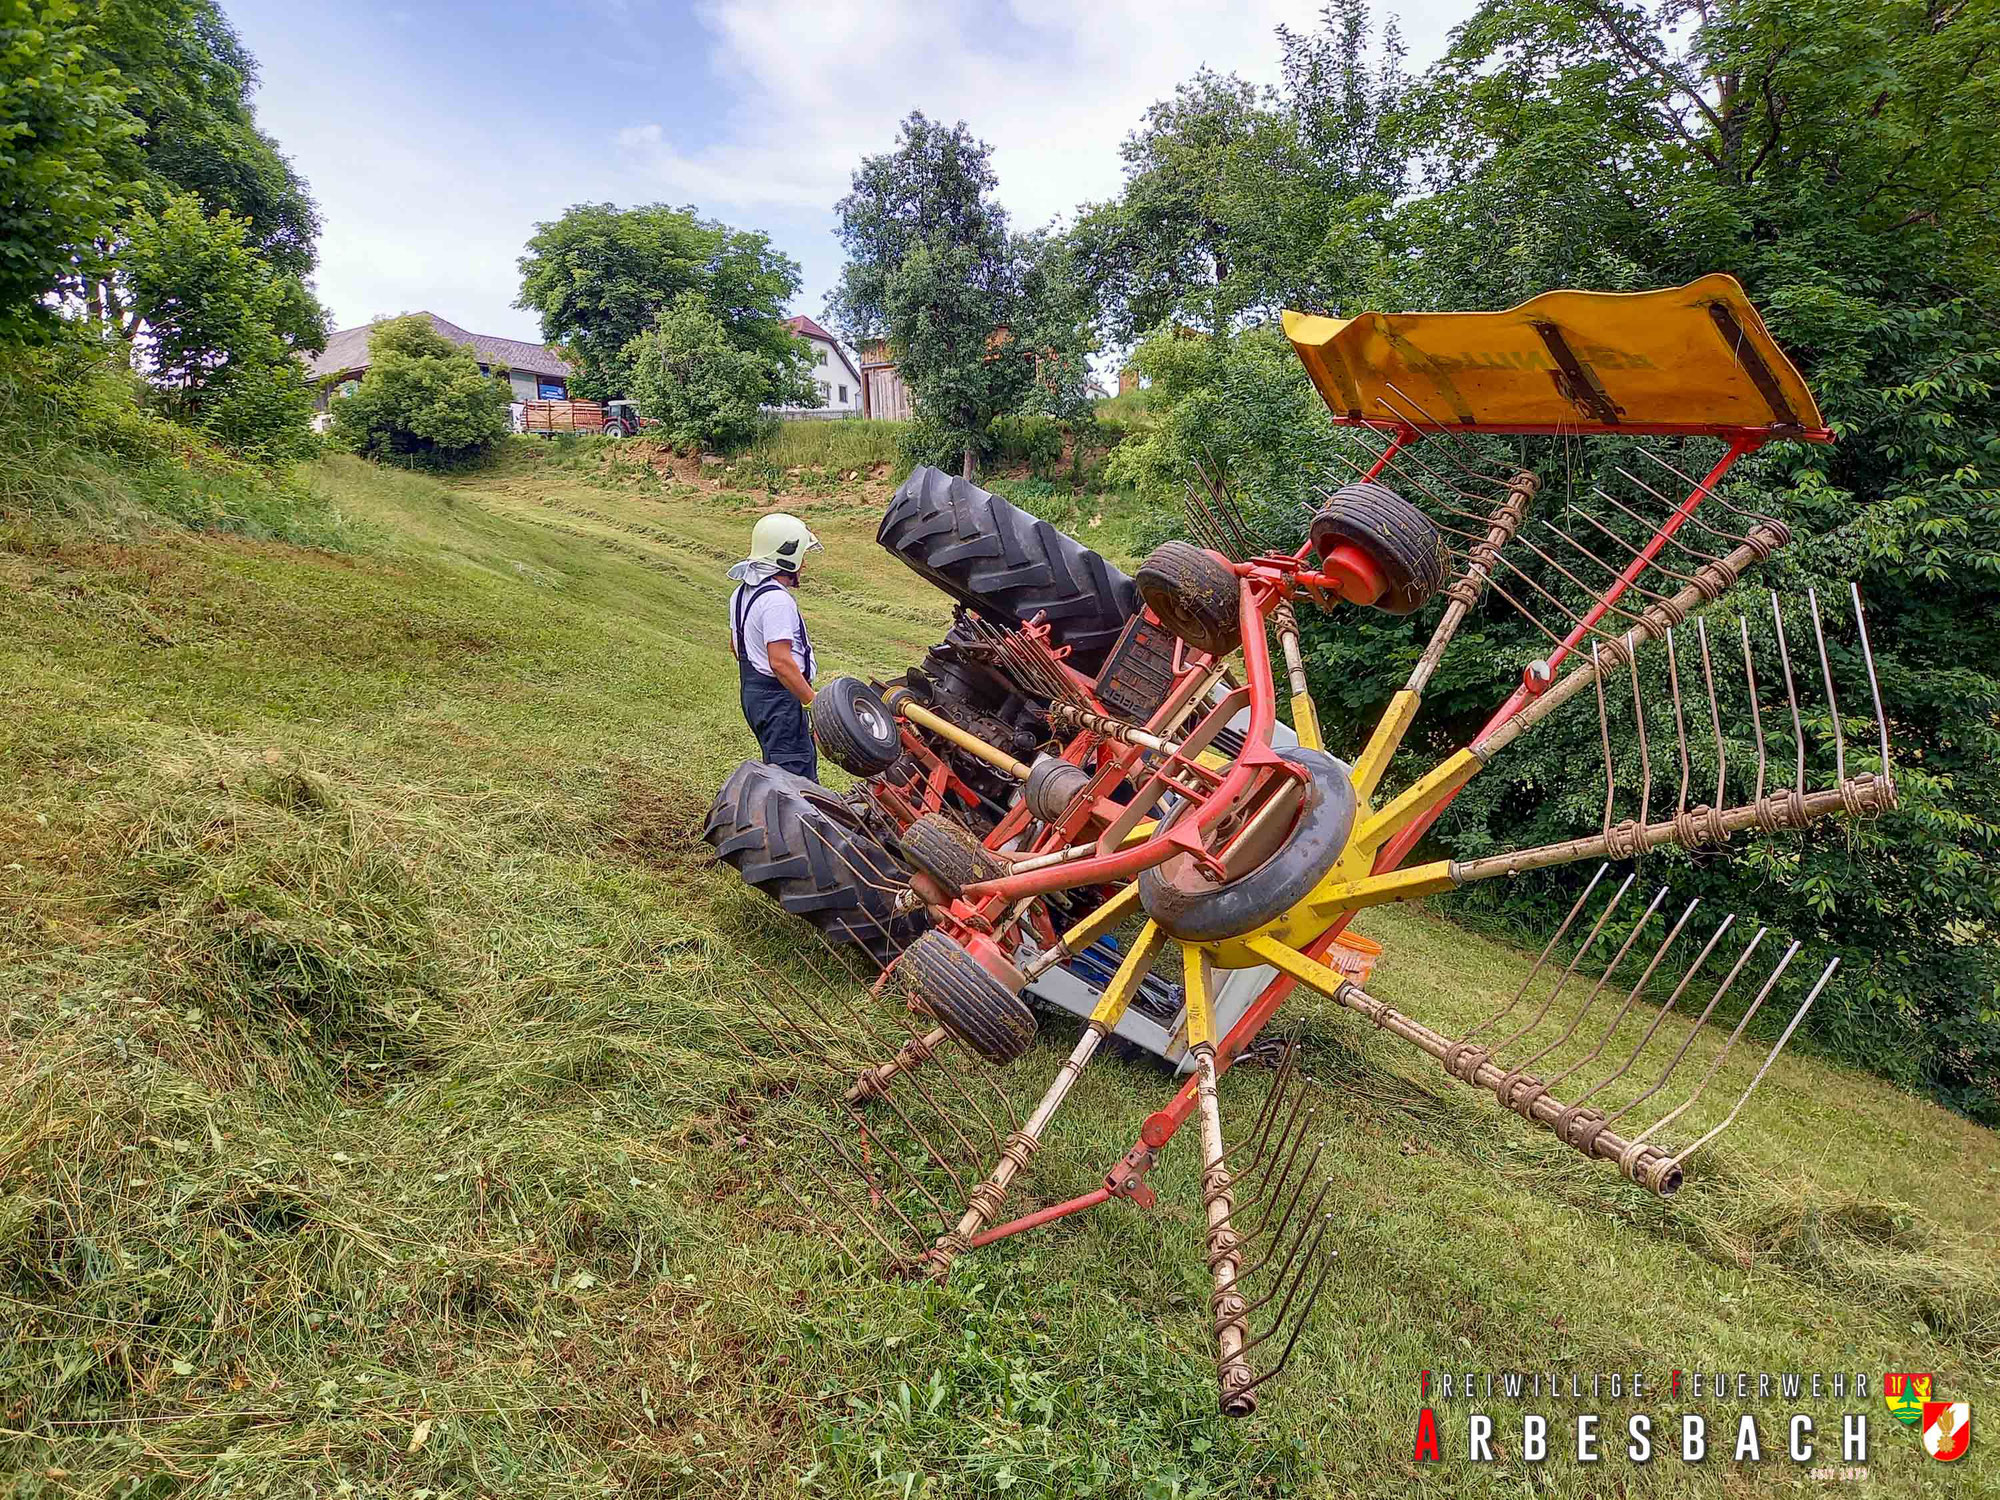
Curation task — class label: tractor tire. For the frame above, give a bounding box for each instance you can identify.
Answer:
[1309,482,1450,615]
[1135,541,1241,658]
[899,930,1037,1066]
[877,466,1137,674]
[900,813,1007,899]
[704,759,924,969]
[1138,747,1357,943]
[811,676,902,777]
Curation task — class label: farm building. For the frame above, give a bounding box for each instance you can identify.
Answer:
[306,314,572,409]
[776,315,864,417]
[858,338,913,421]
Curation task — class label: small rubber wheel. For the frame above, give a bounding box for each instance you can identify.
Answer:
[1308,482,1450,615]
[1135,541,1241,657]
[900,813,1006,898]
[901,930,1037,1065]
[1138,747,1357,942]
[811,676,901,776]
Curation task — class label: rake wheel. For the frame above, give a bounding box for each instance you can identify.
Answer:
[900,813,1007,899]
[1138,748,1358,942]
[900,930,1037,1065]
[811,676,902,777]
[1135,541,1241,657]
[1309,481,1450,614]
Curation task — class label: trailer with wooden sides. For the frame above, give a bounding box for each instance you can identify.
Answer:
[522,399,605,435]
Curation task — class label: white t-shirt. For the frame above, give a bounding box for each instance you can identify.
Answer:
[732,582,815,682]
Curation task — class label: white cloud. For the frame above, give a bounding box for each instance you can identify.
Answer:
[618,0,1473,229]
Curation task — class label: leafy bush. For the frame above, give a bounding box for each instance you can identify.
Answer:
[624,292,812,452]
[329,315,511,467]
[990,412,1063,478]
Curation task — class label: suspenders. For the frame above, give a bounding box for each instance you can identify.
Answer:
[731,581,814,679]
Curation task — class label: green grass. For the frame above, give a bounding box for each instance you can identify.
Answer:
[2,449,1996,1498]
[739,418,907,474]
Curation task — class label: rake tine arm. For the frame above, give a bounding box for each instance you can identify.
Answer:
[1852,584,1893,782]
[1636,445,1785,532]
[1539,518,1680,605]
[1238,1170,1335,1284]
[1808,587,1846,784]
[1483,872,1640,1059]
[1666,959,1839,1171]
[1503,886,1673,1076]
[1241,936,1688,1195]
[799,1156,918,1266]
[1602,924,1768,1127]
[1236,1101,1318,1235]
[1697,617,1728,809]
[1614,463,1756,549]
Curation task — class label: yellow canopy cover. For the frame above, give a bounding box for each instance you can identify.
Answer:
[1282,274,1824,438]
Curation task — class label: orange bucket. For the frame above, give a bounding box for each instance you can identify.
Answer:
[1325,930,1384,984]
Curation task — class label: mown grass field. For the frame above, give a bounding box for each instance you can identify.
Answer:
[2,439,1995,1498]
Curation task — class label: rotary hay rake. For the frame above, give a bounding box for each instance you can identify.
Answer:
[718,275,1897,1417]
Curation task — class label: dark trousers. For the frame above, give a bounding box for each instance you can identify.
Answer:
[740,659,818,782]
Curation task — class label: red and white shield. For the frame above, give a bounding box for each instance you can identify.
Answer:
[1923,1401,1971,1463]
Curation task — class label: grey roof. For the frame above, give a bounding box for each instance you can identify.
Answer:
[306,313,572,380]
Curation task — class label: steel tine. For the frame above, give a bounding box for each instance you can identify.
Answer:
[1486,871,1640,1059]
[1696,617,1728,808]
[1570,913,1737,1108]
[1230,1069,1315,1215]
[1668,958,1839,1169]
[1235,1231,1336,1397]
[1459,865,1615,1044]
[1628,644,1652,832]
[1507,886,1673,1074]
[1851,583,1892,780]
[1238,1105,1318,1234]
[1240,1215,1336,1344]
[1739,617,1767,803]
[1594,644,1616,842]
[1592,484,1729,564]
[1602,924,1769,1127]
[798,1158,913,1264]
[1221,1038,1300,1168]
[1543,897,1701,1093]
[1636,445,1785,530]
[774,1175,866,1269]
[802,1114,951,1237]
[1376,385,1517,476]
[1808,586,1846,784]
[1239,1149,1329,1279]
[1614,460,1756,547]
[1629,939,1803,1146]
[1574,498,1708,585]
[1771,592,1807,794]
[1665,628,1692,819]
[1540,517,1679,605]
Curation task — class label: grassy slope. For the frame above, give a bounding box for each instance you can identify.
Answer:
[2,441,1995,1499]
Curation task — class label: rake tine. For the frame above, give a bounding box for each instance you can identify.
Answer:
[1628,939,1803,1146]
[1665,629,1693,821]
[1808,587,1846,785]
[1575,497,1709,585]
[1376,386,1516,477]
[1601,924,1770,1128]
[1239,1215,1336,1350]
[1542,897,1701,1093]
[1236,1099,1317,1234]
[1595,644,1616,842]
[1458,865,1615,1045]
[1636,445,1785,531]
[1592,485,1730,564]
[1539,518,1679,605]
[1628,645,1652,832]
[1739,617,1767,804]
[1851,585,1892,781]
[1696,617,1728,809]
[1239,1170,1334,1285]
[804,1113,953,1236]
[799,1154,918,1264]
[1667,958,1839,1170]
[1771,592,1807,795]
[1220,1037,1300,1169]
[1501,886,1672,1075]
[774,1175,865,1268]
[1483,870,1639,1057]
[1568,912,1737,1108]
[1234,1234,1336,1399]
[1614,462,1756,549]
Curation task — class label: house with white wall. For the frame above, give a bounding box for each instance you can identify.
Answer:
[780,315,865,417]
[306,313,572,410]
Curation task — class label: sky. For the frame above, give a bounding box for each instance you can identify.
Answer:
[227,0,1481,352]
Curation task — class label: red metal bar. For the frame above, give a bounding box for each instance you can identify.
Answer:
[970,1185,1114,1247]
[1327,416,1831,443]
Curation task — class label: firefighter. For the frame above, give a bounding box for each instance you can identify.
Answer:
[727,513,822,781]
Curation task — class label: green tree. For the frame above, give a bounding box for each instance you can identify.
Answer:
[329,315,510,466]
[624,291,812,451]
[122,189,324,455]
[515,202,804,400]
[0,0,133,340]
[833,112,1070,478]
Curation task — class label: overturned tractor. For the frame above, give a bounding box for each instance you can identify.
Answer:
[705,275,1895,1417]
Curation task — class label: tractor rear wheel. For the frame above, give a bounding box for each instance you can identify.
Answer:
[900,931,1037,1065]
[877,467,1137,674]
[704,760,924,968]
[1309,482,1450,615]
